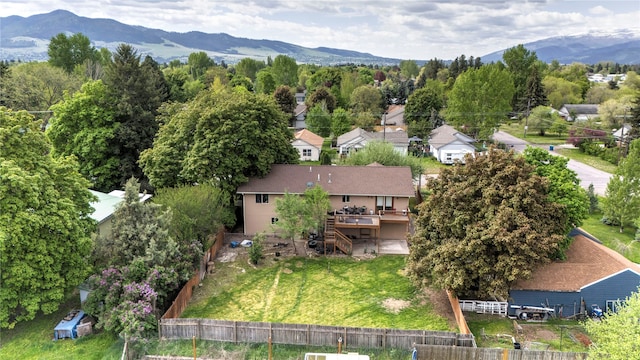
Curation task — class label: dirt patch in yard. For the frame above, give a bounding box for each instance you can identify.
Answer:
[423,288,457,328]
[382,298,412,314]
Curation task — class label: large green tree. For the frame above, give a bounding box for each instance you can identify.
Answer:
[585,288,640,360]
[140,89,299,194]
[446,64,514,139]
[271,55,298,87]
[522,147,589,252]
[525,105,561,136]
[3,62,83,125]
[104,45,168,190]
[502,44,539,112]
[405,80,445,139]
[0,108,95,328]
[305,104,332,138]
[153,184,235,249]
[349,85,384,117]
[407,148,566,298]
[601,139,640,232]
[331,107,352,137]
[48,32,97,74]
[48,80,120,192]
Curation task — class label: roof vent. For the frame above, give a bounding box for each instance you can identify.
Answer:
[306,182,314,188]
[317,174,320,182]
[309,166,312,173]
[328,173,332,183]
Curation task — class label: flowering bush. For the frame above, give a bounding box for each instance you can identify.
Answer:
[84,267,158,340]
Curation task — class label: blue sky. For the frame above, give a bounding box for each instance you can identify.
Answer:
[3,0,639,60]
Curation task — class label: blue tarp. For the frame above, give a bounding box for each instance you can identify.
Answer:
[54,310,84,340]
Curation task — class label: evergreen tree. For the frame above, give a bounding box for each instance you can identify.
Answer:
[601,139,640,232]
[104,45,168,191]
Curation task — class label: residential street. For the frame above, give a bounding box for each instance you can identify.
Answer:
[491,131,613,195]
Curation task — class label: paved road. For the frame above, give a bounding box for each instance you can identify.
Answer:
[491,131,613,195]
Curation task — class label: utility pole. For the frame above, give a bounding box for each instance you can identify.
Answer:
[523,98,531,138]
[382,112,387,142]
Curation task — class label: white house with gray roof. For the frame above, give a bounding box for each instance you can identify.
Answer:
[428,124,476,164]
[336,127,408,156]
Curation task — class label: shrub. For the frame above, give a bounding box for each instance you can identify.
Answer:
[249,233,265,265]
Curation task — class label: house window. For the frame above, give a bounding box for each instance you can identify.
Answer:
[271,217,279,224]
[303,149,312,157]
[376,196,393,210]
[342,195,350,203]
[255,194,269,204]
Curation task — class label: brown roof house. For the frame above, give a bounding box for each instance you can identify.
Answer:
[293,129,324,162]
[236,164,415,252]
[509,228,640,318]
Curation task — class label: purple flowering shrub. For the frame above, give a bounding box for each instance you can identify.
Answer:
[85,266,159,339]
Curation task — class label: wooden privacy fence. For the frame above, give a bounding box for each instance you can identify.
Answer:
[414,344,588,360]
[162,229,225,319]
[159,318,476,350]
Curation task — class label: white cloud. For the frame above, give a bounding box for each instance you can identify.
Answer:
[2,0,639,60]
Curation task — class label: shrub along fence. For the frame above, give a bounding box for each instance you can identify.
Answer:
[158,318,476,350]
[162,228,225,319]
[414,344,588,360]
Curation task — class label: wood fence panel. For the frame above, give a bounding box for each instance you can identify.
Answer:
[414,345,587,360]
[344,327,385,349]
[199,319,235,342]
[270,322,309,345]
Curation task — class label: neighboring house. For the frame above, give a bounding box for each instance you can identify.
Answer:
[384,105,405,126]
[612,123,632,141]
[89,189,152,240]
[236,164,415,240]
[558,104,599,122]
[294,103,308,129]
[336,127,408,156]
[428,124,476,164]
[293,129,324,162]
[509,229,640,318]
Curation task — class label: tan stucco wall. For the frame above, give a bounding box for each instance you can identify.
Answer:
[243,194,411,236]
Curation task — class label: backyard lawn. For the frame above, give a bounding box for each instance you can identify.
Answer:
[183,254,453,331]
[580,211,640,263]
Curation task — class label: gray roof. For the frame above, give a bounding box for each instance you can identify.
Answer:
[237,164,415,197]
[428,124,475,149]
[337,127,408,147]
[560,104,599,115]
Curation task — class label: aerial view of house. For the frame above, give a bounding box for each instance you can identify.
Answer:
[236,164,415,240]
[336,127,408,157]
[509,229,640,318]
[427,124,477,164]
[292,129,324,162]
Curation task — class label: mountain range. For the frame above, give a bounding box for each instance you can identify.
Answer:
[1,10,639,66]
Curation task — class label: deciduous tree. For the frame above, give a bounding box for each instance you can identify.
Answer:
[585,288,640,360]
[350,85,384,117]
[407,148,566,298]
[331,107,352,137]
[271,55,298,87]
[405,81,444,139]
[0,108,95,328]
[342,141,423,179]
[601,139,640,232]
[446,64,514,139]
[48,32,97,74]
[305,104,332,138]
[48,80,120,192]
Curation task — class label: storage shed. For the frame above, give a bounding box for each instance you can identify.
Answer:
[509,229,640,318]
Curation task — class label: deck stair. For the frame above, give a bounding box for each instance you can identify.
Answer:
[323,217,353,254]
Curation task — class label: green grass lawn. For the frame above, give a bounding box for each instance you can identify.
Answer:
[580,211,640,263]
[499,123,568,145]
[466,314,589,353]
[0,294,123,360]
[553,148,617,173]
[183,255,452,331]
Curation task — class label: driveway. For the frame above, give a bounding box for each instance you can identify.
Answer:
[491,131,612,195]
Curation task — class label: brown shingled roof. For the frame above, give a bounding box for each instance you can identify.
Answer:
[511,233,640,292]
[294,129,324,149]
[236,164,415,197]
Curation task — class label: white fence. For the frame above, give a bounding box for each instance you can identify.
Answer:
[459,300,508,317]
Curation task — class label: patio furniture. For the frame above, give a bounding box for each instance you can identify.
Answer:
[54,310,85,340]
